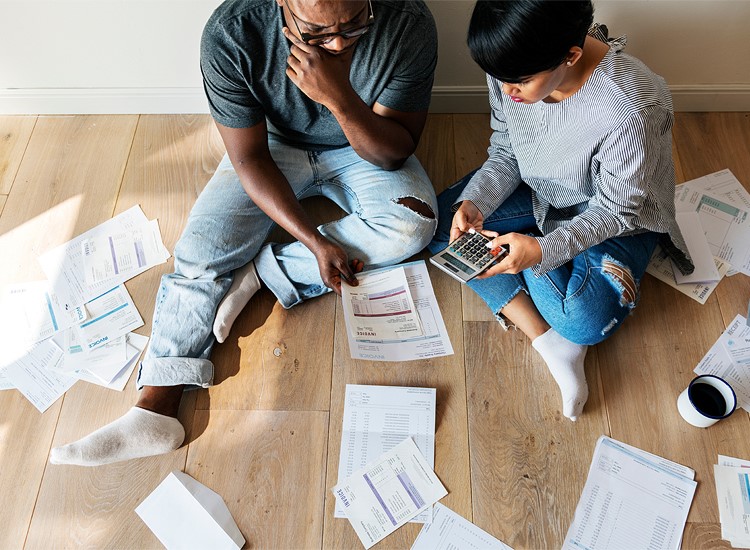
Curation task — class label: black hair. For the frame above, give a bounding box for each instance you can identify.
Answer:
[468,0,594,83]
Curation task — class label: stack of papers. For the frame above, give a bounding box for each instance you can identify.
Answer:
[563,436,697,550]
[694,314,750,412]
[675,169,750,276]
[646,168,750,303]
[0,205,168,412]
[714,455,750,548]
[332,437,447,549]
[335,385,437,524]
[341,261,453,361]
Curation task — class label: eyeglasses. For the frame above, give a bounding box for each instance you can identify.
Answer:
[285,0,374,46]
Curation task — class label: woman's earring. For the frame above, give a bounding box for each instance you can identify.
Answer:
[566,61,573,66]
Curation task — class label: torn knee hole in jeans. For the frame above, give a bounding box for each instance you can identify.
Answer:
[395,197,435,219]
[602,257,636,307]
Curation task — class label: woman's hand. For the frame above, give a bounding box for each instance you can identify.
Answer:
[476,232,543,277]
[450,201,484,242]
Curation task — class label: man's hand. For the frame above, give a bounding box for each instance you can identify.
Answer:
[283,27,354,109]
[310,236,364,295]
[450,200,485,242]
[476,232,543,278]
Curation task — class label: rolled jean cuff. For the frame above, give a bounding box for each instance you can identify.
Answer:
[137,357,214,390]
[255,243,302,309]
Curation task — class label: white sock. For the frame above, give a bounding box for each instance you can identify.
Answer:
[213,260,261,343]
[49,407,185,466]
[532,328,589,421]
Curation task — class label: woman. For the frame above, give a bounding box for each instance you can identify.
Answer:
[430,0,692,420]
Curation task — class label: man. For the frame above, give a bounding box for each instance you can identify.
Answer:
[50,0,438,466]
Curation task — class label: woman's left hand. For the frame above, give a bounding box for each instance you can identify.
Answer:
[476,232,543,277]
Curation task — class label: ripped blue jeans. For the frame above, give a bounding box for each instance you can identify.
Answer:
[429,173,659,346]
[138,136,437,388]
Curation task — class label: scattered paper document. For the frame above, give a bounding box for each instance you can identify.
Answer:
[336,385,437,523]
[694,315,750,412]
[333,437,448,549]
[411,503,513,550]
[54,332,127,373]
[714,454,750,548]
[679,169,750,214]
[562,436,696,550]
[722,330,750,366]
[672,211,721,284]
[74,285,143,352]
[0,282,65,347]
[675,172,750,276]
[0,281,85,367]
[343,261,454,361]
[82,219,168,286]
[3,339,75,413]
[136,470,244,550]
[343,266,424,340]
[646,245,729,305]
[0,368,13,390]
[72,333,149,391]
[39,205,170,310]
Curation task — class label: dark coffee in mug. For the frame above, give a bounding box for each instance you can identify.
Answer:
[689,382,727,417]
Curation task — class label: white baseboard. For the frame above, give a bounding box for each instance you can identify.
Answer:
[1,84,749,114]
[429,84,750,113]
[0,88,210,115]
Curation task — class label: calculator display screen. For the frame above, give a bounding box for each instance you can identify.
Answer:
[440,253,474,275]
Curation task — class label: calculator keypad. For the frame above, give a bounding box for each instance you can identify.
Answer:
[448,232,496,269]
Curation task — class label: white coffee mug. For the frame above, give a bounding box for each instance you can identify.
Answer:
[677,374,737,428]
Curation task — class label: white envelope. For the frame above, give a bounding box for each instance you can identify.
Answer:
[672,210,721,284]
[136,470,245,550]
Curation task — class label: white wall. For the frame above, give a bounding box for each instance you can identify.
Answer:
[1,0,749,114]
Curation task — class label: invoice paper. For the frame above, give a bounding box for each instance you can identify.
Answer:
[562,436,696,550]
[342,266,424,340]
[717,455,750,547]
[694,314,750,412]
[3,339,75,413]
[0,368,13,390]
[82,219,169,286]
[336,385,436,523]
[0,281,85,367]
[0,282,65,347]
[332,437,448,549]
[38,205,170,309]
[72,332,149,391]
[675,175,750,276]
[75,285,143,352]
[678,169,750,214]
[411,503,513,550]
[646,245,729,305]
[344,261,454,361]
[54,332,127,373]
[714,463,750,547]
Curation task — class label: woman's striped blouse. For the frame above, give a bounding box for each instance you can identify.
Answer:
[456,45,693,277]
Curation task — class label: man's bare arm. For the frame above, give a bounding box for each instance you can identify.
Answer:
[216,120,356,293]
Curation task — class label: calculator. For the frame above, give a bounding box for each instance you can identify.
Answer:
[429,229,507,283]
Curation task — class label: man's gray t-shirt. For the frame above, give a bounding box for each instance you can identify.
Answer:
[200,0,437,150]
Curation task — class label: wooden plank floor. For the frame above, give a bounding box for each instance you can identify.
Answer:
[0,113,748,549]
